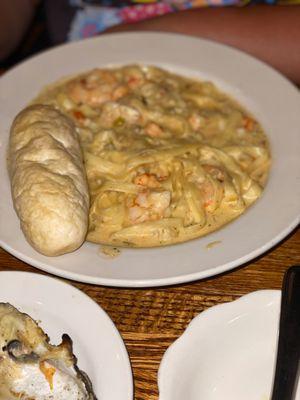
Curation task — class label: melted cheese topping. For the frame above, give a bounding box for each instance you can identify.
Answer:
[39,361,56,390]
[0,304,93,400]
[12,363,87,400]
[33,65,271,247]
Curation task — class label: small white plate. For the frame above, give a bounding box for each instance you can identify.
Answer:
[0,271,133,400]
[0,32,299,287]
[158,290,300,400]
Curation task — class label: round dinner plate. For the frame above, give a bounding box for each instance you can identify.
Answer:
[158,290,299,400]
[0,271,133,399]
[0,32,299,287]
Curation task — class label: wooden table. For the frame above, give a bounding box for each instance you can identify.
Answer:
[0,227,299,399]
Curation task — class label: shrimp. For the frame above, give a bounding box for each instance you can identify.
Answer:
[123,66,145,89]
[242,116,255,131]
[192,164,225,210]
[145,122,164,138]
[128,190,171,224]
[133,173,161,188]
[188,113,204,131]
[199,181,216,208]
[112,85,129,100]
[198,177,224,211]
[202,164,226,182]
[67,69,126,107]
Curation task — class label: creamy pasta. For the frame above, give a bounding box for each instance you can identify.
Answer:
[33,65,271,247]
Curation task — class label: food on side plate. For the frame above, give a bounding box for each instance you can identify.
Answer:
[10,65,271,251]
[8,105,89,256]
[0,303,97,400]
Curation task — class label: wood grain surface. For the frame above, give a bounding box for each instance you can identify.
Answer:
[0,227,299,399]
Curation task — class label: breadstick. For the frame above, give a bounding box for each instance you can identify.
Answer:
[8,105,89,256]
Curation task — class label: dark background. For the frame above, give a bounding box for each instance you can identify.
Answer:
[0,3,50,71]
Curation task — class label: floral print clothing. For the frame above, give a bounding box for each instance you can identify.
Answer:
[67,0,300,40]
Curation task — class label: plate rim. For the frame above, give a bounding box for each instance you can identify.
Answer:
[0,270,134,399]
[0,220,298,287]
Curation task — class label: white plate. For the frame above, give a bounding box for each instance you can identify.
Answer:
[0,32,299,287]
[0,271,133,400]
[158,290,299,400]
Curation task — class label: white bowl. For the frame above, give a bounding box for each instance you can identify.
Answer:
[158,290,299,400]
